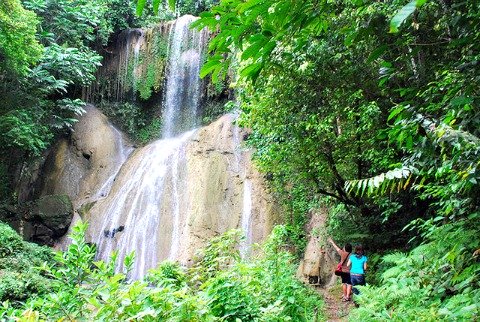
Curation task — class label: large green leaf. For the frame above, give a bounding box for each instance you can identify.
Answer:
[390,0,428,33]
[152,0,161,14]
[136,0,147,16]
[200,58,222,78]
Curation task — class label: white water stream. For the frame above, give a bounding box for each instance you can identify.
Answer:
[91,15,257,279]
[240,179,253,257]
[162,15,207,138]
[132,31,145,100]
[94,16,207,279]
[93,126,133,199]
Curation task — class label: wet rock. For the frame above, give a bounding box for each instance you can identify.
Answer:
[31,194,73,237]
[0,195,74,246]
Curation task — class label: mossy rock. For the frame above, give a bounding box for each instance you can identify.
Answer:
[31,194,73,237]
[78,201,96,219]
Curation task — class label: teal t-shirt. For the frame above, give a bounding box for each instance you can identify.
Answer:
[349,254,367,274]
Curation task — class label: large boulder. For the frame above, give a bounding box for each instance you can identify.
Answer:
[297,209,337,287]
[30,105,133,207]
[14,105,133,246]
[0,194,73,246]
[29,194,73,237]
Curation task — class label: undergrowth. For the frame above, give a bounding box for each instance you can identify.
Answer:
[0,223,324,321]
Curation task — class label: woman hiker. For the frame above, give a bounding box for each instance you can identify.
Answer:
[328,237,352,301]
[347,244,368,297]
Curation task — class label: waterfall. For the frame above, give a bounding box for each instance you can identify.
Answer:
[94,131,194,280]
[231,119,254,258]
[92,15,208,279]
[162,15,207,138]
[240,179,253,257]
[132,31,145,100]
[93,125,133,199]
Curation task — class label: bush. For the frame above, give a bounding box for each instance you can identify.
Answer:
[350,219,480,321]
[0,222,54,303]
[0,223,324,321]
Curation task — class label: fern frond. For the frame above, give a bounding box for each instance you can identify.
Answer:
[345,166,417,196]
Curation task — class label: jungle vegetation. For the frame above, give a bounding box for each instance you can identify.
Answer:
[0,0,479,320]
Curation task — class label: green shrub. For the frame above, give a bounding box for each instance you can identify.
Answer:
[136,117,162,144]
[0,223,23,257]
[350,219,480,321]
[0,222,54,303]
[0,223,324,321]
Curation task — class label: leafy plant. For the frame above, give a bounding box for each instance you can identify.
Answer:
[0,222,324,321]
[0,222,54,303]
[0,0,43,75]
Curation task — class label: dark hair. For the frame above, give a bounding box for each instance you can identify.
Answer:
[355,244,364,256]
[344,243,352,253]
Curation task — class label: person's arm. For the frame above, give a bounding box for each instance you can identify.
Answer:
[347,258,351,268]
[363,259,367,272]
[327,237,342,254]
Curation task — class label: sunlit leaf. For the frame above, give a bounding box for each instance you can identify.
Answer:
[136,0,147,16]
[390,0,427,33]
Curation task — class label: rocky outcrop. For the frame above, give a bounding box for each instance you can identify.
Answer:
[0,194,74,246]
[12,105,133,245]
[178,114,280,264]
[30,195,73,236]
[83,113,281,278]
[35,105,133,206]
[297,209,337,287]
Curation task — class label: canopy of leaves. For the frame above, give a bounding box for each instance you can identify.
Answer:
[196,0,480,318]
[0,0,43,75]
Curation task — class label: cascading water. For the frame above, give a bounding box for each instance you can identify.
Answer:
[92,15,208,279]
[240,179,253,257]
[93,126,134,200]
[231,120,254,258]
[162,16,207,138]
[131,31,145,100]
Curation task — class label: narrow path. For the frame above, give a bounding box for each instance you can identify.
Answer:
[316,285,353,322]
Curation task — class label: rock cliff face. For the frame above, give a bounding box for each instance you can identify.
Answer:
[83,113,280,278]
[177,113,279,263]
[0,194,74,246]
[33,107,280,278]
[35,105,133,206]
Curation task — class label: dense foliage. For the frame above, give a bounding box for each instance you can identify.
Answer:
[0,223,324,321]
[0,0,43,75]
[195,0,480,319]
[1,0,479,319]
[0,222,54,303]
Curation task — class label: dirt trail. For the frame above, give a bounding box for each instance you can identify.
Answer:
[316,284,354,321]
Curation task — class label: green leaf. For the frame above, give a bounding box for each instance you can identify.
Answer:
[450,96,473,107]
[200,59,222,78]
[240,62,263,82]
[241,40,266,60]
[168,0,175,11]
[152,0,161,14]
[388,106,405,121]
[136,0,147,16]
[367,45,388,63]
[390,0,427,33]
